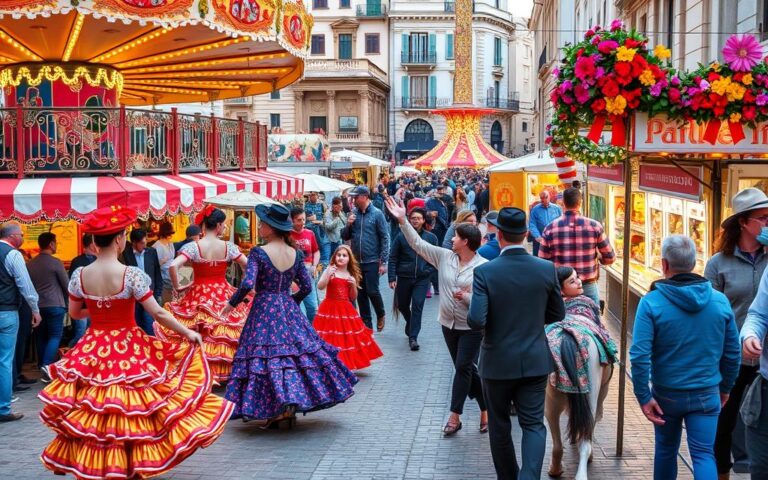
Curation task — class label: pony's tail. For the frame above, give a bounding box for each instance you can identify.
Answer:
[561,332,594,444]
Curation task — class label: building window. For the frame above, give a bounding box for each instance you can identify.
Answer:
[270,114,281,128]
[309,116,327,134]
[522,121,528,133]
[270,90,281,100]
[338,33,353,59]
[495,0,499,8]
[446,33,454,60]
[365,34,380,54]
[312,0,327,8]
[236,114,248,121]
[403,33,433,63]
[494,37,502,66]
[410,76,429,103]
[762,0,768,41]
[339,116,358,132]
[404,119,434,144]
[490,121,503,153]
[311,35,325,55]
[340,0,350,7]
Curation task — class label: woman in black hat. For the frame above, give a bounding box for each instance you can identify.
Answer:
[222,203,357,429]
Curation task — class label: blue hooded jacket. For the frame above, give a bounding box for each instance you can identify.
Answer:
[630,273,741,405]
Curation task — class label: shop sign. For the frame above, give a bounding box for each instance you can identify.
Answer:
[329,160,352,174]
[639,163,703,201]
[634,113,768,154]
[588,164,624,185]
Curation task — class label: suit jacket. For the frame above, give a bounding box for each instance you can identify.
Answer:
[68,253,96,278]
[467,248,566,380]
[121,247,163,300]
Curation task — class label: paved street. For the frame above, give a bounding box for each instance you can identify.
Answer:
[0,275,750,480]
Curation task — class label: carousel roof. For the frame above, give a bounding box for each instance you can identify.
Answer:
[407,108,510,170]
[0,0,311,105]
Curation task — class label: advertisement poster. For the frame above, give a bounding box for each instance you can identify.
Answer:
[268,134,331,163]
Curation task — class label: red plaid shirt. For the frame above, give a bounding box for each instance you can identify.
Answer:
[538,210,615,281]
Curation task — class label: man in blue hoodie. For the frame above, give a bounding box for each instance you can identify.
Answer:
[630,235,740,480]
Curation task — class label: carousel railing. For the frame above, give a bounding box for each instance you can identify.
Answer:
[0,106,268,178]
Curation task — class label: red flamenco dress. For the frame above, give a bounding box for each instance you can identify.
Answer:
[313,276,383,370]
[39,266,234,480]
[155,242,249,382]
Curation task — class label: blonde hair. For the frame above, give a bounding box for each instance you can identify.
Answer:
[453,209,476,225]
[332,245,362,284]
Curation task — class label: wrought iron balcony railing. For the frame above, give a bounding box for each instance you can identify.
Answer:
[0,106,267,178]
[356,3,386,16]
[401,52,437,65]
[400,97,453,109]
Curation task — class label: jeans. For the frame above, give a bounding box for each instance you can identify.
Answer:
[532,241,540,257]
[12,302,31,389]
[358,262,385,329]
[746,376,768,478]
[482,375,548,480]
[442,326,486,415]
[581,281,600,306]
[319,241,331,268]
[69,318,90,348]
[135,303,155,336]
[301,264,319,322]
[395,276,430,341]
[328,241,341,260]
[652,386,720,480]
[36,306,66,367]
[0,311,19,415]
[715,364,759,474]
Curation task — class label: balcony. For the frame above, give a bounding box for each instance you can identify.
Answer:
[486,95,520,112]
[444,1,455,12]
[400,52,437,67]
[356,3,386,17]
[304,59,387,84]
[224,97,252,105]
[0,106,267,177]
[401,97,453,109]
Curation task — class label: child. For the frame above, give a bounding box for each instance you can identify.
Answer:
[314,245,383,370]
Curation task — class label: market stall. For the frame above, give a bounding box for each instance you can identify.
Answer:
[331,149,391,187]
[488,150,585,211]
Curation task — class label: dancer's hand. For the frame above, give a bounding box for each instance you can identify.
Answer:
[640,399,665,426]
[221,303,234,318]
[185,329,203,346]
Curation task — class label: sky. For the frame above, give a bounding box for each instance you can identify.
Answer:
[509,0,533,18]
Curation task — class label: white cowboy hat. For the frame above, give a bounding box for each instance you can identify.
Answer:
[722,188,768,227]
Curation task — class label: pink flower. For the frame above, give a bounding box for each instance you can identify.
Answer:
[756,94,768,106]
[700,79,710,90]
[552,67,560,78]
[558,80,573,95]
[670,76,681,87]
[598,40,619,54]
[574,83,591,103]
[610,19,624,31]
[595,67,606,79]
[574,56,596,80]
[723,35,763,72]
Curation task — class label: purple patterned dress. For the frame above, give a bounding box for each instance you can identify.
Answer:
[225,247,357,420]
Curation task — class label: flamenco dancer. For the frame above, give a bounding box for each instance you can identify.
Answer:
[155,206,249,382]
[314,245,383,370]
[39,205,233,479]
[222,203,357,429]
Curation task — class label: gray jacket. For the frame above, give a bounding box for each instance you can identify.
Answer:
[341,202,390,264]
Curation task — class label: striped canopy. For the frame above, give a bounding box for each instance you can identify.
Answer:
[407,108,510,170]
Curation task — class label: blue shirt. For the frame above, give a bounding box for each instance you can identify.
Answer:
[477,234,501,260]
[134,249,145,272]
[742,267,768,380]
[529,202,562,239]
[304,201,327,244]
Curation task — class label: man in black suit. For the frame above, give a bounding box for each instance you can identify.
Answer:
[67,234,97,347]
[121,229,163,335]
[468,207,565,480]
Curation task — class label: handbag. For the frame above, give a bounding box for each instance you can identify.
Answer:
[740,375,764,428]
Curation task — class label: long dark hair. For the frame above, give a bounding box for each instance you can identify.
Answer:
[201,208,226,231]
[713,213,749,256]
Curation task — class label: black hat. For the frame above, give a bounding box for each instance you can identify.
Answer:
[349,185,371,197]
[255,204,293,232]
[488,207,527,234]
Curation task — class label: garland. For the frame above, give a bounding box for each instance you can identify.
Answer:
[547,21,768,166]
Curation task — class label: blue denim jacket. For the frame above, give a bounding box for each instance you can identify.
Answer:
[304,201,327,244]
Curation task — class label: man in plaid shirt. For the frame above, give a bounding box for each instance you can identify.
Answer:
[539,187,615,305]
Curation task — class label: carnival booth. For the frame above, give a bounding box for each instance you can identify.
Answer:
[488,150,585,211]
[331,149,391,187]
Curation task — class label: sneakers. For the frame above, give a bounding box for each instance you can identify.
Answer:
[10,396,18,403]
[40,366,52,384]
[17,375,36,385]
[0,412,23,422]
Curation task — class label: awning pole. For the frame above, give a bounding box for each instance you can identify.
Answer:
[616,129,633,457]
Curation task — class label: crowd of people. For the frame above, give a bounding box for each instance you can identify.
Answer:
[0,167,766,480]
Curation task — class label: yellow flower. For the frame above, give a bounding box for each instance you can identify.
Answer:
[616,46,637,62]
[742,73,754,85]
[605,95,628,116]
[653,44,671,60]
[711,77,732,96]
[730,112,742,123]
[639,69,657,86]
[711,62,721,72]
[726,82,746,102]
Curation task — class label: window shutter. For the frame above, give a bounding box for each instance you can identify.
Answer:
[402,34,410,62]
[428,33,437,60]
[446,33,454,60]
[402,75,409,107]
[429,76,437,108]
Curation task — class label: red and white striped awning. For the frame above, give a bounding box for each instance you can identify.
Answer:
[0,170,303,222]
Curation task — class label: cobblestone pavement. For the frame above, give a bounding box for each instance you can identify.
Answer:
[0,275,750,479]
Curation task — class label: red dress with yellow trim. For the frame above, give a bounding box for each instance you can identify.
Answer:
[313,276,383,370]
[155,242,249,382]
[39,266,234,480]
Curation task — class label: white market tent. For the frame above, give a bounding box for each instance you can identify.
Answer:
[203,190,278,209]
[296,173,355,193]
[331,149,391,167]
[394,165,419,177]
[488,150,586,177]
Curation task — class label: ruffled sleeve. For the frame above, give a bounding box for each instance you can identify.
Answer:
[68,267,84,302]
[179,242,199,262]
[127,267,154,302]
[226,242,244,262]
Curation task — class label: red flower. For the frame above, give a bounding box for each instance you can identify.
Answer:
[707,71,721,82]
[668,88,681,104]
[713,106,726,117]
[745,90,756,103]
[624,38,643,48]
[614,62,633,85]
[743,106,757,121]
[601,78,620,97]
[574,56,597,80]
[577,48,585,57]
[649,64,665,80]
[550,90,560,104]
[734,72,744,82]
[630,54,649,77]
[591,98,606,113]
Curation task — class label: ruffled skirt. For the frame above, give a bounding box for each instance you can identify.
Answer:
[39,326,234,480]
[313,299,383,370]
[225,293,357,420]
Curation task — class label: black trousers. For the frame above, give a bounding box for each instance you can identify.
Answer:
[358,262,385,329]
[715,363,759,474]
[747,377,768,478]
[12,302,32,388]
[482,375,548,480]
[395,276,430,341]
[441,326,485,415]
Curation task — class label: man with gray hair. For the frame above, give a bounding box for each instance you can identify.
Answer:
[630,235,740,479]
[0,222,41,422]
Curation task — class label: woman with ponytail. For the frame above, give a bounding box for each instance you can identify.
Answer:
[154,205,250,382]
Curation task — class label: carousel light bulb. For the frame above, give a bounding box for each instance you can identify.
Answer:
[62,13,85,62]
